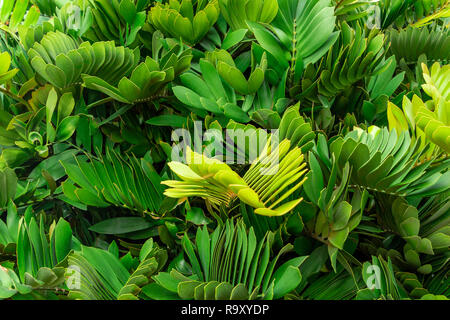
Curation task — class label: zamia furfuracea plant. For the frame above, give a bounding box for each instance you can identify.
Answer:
[83,39,193,104]
[300,22,388,101]
[205,49,267,95]
[84,0,150,46]
[388,62,450,155]
[163,136,308,217]
[149,0,220,45]
[389,26,450,64]
[144,219,307,300]
[0,52,18,85]
[0,0,449,303]
[218,0,279,30]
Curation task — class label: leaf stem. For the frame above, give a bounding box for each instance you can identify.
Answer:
[0,86,32,110]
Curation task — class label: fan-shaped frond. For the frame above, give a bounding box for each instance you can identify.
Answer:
[389,26,450,64]
[144,219,307,300]
[149,0,220,45]
[28,31,140,89]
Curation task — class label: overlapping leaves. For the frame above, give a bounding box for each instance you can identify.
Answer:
[29,31,140,88]
[149,0,220,45]
[61,148,164,214]
[330,126,450,196]
[144,219,307,300]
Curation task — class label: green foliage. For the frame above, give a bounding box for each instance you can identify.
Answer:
[388,62,449,156]
[163,136,308,217]
[248,0,339,89]
[83,36,193,103]
[61,147,164,213]
[330,126,450,196]
[145,219,307,300]
[0,170,17,209]
[149,0,220,45]
[0,87,79,166]
[387,197,450,273]
[300,22,388,101]
[67,238,167,299]
[379,0,450,28]
[84,0,150,46]
[389,26,450,64]
[0,52,19,85]
[357,255,410,300]
[0,0,40,32]
[29,31,140,89]
[218,0,279,31]
[0,0,448,302]
[0,203,73,299]
[205,49,267,95]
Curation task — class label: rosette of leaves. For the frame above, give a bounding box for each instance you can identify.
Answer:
[330,126,450,197]
[414,100,450,155]
[247,0,339,89]
[416,62,450,153]
[205,49,267,95]
[422,62,449,104]
[173,44,281,123]
[66,238,168,300]
[389,26,450,64]
[83,0,150,46]
[300,22,388,101]
[28,31,140,89]
[60,148,164,214]
[218,0,279,30]
[148,0,220,45]
[163,135,308,217]
[143,219,307,300]
[83,41,193,104]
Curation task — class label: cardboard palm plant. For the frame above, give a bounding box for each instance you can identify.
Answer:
[0,0,449,302]
[163,136,308,217]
